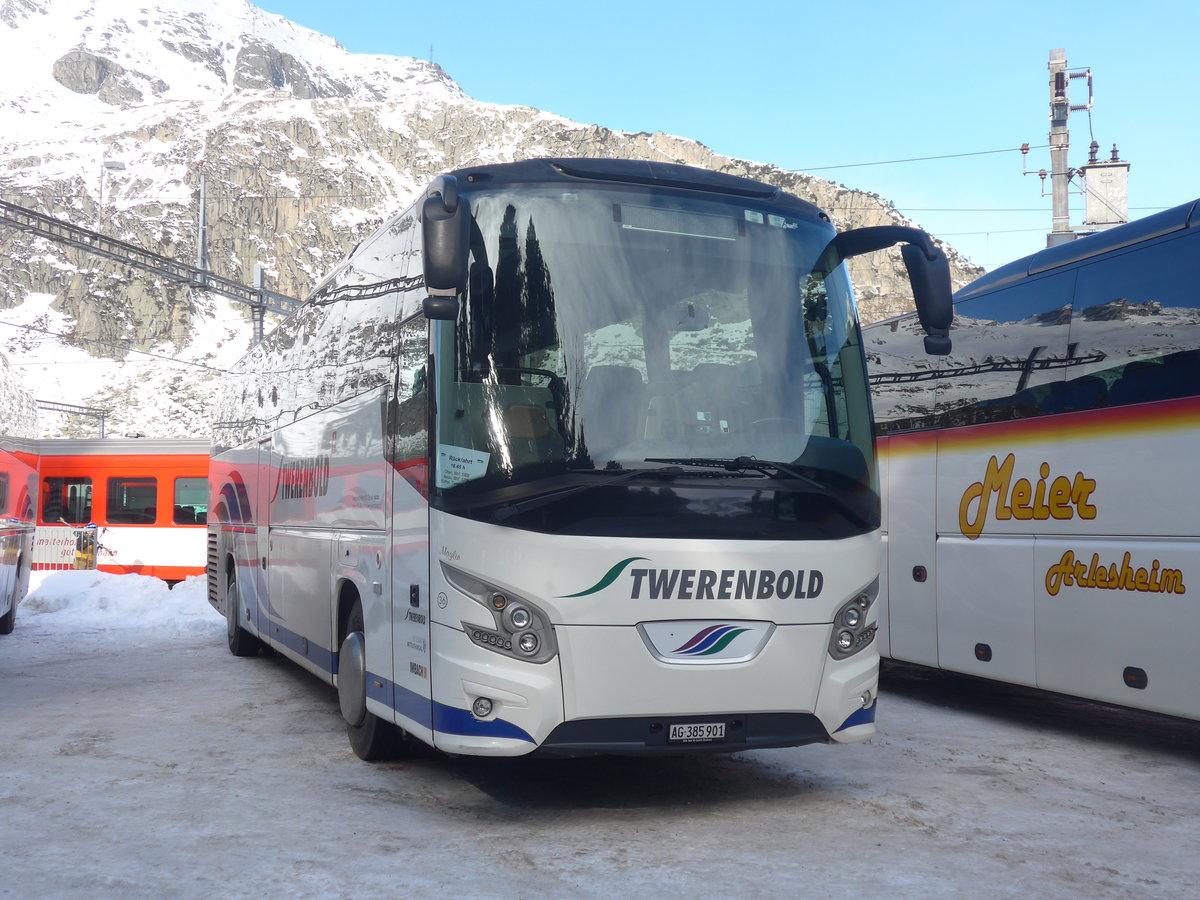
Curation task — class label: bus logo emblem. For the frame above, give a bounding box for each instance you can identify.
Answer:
[672,624,751,656]
[638,620,774,665]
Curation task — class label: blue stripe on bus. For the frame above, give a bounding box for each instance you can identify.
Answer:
[433,702,535,742]
[835,700,877,732]
[265,622,534,743]
[369,671,533,743]
[266,620,337,675]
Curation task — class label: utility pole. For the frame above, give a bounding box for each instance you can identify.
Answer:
[1044,49,1100,247]
[196,170,210,282]
[1046,49,1074,246]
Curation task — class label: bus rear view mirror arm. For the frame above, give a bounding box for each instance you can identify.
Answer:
[421,174,468,320]
[832,225,954,356]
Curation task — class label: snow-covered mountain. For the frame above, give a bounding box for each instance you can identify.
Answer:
[0,0,982,439]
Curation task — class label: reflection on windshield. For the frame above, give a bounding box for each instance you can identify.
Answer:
[432,186,878,538]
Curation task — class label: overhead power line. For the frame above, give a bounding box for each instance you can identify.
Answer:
[0,319,228,372]
[792,144,1050,172]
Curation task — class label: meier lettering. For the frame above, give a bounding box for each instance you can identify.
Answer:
[959,454,1097,540]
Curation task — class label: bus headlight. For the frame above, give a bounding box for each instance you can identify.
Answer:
[828,578,879,660]
[441,562,558,664]
[517,632,539,655]
[505,604,533,631]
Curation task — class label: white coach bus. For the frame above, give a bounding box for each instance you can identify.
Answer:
[208,158,951,759]
[866,199,1200,720]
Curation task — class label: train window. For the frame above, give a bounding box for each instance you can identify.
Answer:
[173,477,208,525]
[42,477,93,525]
[0,472,7,515]
[107,477,158,524]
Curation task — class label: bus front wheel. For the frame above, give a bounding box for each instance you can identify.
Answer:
[339,600,407,761]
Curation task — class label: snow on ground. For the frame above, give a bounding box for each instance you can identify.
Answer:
[3,573,1199,899]
[19,570,221,638]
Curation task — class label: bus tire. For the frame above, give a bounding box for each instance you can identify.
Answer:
[226,571,261,657]
[339,600,407,761]
[0,599,14,635]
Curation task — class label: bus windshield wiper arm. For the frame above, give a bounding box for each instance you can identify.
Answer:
[645,455,815,483]
[492,465,683,522]
[645,456,873,527]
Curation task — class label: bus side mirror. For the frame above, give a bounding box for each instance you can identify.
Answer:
[421,174,468,320]
[900,243,953,356]
[422,295,459,320]
[831,225,953,356]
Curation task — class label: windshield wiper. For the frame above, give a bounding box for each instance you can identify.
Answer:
[644,456,874,528]
[645,455,815,481]
[492,465,684,522]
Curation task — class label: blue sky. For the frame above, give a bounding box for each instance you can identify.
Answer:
[263,0,1198,271]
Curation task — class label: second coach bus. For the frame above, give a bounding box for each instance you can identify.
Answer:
[209,158,951,759]
[866,199,1200,720]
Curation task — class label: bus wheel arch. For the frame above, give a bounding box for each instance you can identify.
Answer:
[225,564,261,657]
[337,593,407,761]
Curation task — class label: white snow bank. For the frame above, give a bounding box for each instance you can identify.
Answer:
[20,570,221,637]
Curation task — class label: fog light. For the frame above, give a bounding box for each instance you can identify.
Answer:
[517,632,539,655]
[472,697,493,718]
[861,689,874,708]
[843,606,862,628]
[836,630,854,652]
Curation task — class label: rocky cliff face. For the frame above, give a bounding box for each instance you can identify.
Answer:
[0,352,37,438]
[0,0,981,438]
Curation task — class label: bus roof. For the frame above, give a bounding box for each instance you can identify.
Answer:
[955,198,1200,302]
[446,158,828,219]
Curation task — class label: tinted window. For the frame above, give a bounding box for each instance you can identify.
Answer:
[173,477,208,525]
[387,317,430,496]
[1067,233,1200,409]
[868,272,1075,433]
[935,271,1075,426]
[42,477,92,525]
[107,478,157,524]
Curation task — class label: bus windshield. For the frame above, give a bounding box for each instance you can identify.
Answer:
[432,185,877,539]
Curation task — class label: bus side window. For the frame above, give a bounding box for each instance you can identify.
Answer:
[935,271,1075,427]
[1070,235,1200,409]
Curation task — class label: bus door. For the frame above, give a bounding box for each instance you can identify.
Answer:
[883,432,940,667]
[387,319,434,738]
[253,437,274,641]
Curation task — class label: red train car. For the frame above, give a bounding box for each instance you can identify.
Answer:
[33,439,209,582]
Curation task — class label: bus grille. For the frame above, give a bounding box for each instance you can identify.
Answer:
[205,529,219,611]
